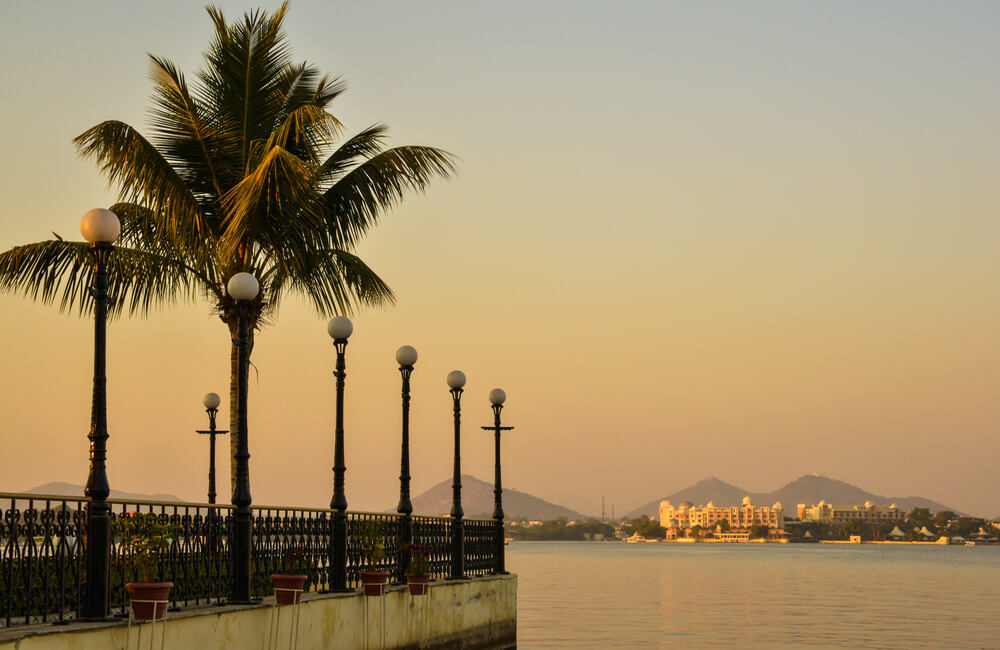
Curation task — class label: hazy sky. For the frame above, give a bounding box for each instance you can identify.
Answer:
[1,2,998,517]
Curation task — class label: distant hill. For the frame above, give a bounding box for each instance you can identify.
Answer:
[407,475,585,521]
[626,474,960,519]
[25,482,183,503]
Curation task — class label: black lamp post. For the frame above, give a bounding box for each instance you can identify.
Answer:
[80,208,120,620]
[198,392,227,557]
[327,316,353,591]
[446,370,466,580]
[197,392,228,505]
[227,271,259,604]
[481,388,513,574]
[395,345,418,583]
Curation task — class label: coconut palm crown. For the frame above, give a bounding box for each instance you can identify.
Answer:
[0,3,456,489]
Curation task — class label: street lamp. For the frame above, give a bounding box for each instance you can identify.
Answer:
[227,271,258,604]
[447,370,466,580]
[396,346,418,582]
[196,393,228,505]
[198,392,227,557]
[81,207,120,620]
[328,316,353,591]
[481,388,514,574]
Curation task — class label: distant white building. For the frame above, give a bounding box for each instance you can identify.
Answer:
[798,501,904,524]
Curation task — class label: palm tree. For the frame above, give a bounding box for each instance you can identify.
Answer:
[0,3,455,491]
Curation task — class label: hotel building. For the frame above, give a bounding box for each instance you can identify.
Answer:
[659,496,784,531]
[797,501,904,524]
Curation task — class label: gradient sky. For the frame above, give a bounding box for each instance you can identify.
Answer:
[1,1,998,517]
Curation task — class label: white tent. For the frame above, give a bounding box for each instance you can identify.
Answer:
[919,526,935,537]
[889,526,905,538]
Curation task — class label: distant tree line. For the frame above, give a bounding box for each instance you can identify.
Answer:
[507,518,615,541]
[505,509,992,543]
[788,509,989,542]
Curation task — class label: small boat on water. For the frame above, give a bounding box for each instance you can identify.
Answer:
[625,533,647,543]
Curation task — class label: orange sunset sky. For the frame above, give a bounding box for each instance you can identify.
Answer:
[1,2,998,516]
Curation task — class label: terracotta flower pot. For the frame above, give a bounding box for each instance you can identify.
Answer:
[358,570,389,596]
[126,582,173,621]
[406,574,430,596]
[271,574,308,605]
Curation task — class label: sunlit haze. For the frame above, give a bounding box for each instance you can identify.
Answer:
[1,2,998,516]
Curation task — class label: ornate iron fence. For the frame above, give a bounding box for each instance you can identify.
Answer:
[346,512,404,588]
[0,493,86,627]
[108,499,233,616]
[1,494,498,629]
[250,505,331,598]
[413,515,453,580]
[463,519,497,576]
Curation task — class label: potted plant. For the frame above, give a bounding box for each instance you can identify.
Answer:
[118,513,179,621]
[271,545,309,605]
[356,521,389,596]
[404,543,431,595]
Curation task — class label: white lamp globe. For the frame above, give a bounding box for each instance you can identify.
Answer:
[446,370,467,389]
[396,345,418,366]
[489,388,507,406]
[80,208,121,243]
[327,316,353,340]
[227,272,259,301]
[203,392,221,410]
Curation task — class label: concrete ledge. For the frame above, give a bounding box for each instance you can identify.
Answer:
[0,574,516,650]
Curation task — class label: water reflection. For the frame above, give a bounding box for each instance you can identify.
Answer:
[508,542,1000,648]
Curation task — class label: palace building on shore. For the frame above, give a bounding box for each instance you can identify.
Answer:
[659,496,784,531]
[797,501,904,524]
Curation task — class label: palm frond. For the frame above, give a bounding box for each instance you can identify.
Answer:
[305,74,348,110]
[320,144,457,249]
[110,202,221,293]
[199,2,293,175]
[73,121,207,248]
[147,55,226,200]
[264,104,342,164]
[0,240,201,318]
[217,145,325,266]
[276,64,347,120]
[317,124,388,181]
[263,247,394,317]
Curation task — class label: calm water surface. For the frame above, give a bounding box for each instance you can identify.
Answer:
[507,542,1000,648]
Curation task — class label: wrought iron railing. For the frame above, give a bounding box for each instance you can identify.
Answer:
[1,493,499,629]
[108,499,233,616]
[250,505,331,597]
[346,512,404,589]
[463,519,498,576]
[0,494,87,627]
[413,515,453,580]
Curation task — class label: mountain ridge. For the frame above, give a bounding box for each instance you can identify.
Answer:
[25,482,183,503]
[406,475,585,521]
[625,474,962,519]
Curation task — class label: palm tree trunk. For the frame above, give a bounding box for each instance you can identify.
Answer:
[228,320,239,498]
[227,316,255,499]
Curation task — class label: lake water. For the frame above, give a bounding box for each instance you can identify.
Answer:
[507,541,1000,648]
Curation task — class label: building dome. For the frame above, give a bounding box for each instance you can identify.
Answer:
[706,500,715,509]
[660,500,672,508]
[864,501,873,508]
[818,499,826,507]
[741,496,752,507]
[679,500,693,511]
[890,503,897,509]
[772,501,783,510]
